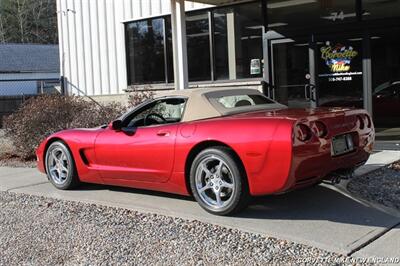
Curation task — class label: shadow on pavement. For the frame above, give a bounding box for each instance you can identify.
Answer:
[77,182,193,201]
[76,182,396,228]
[238,184,397,226]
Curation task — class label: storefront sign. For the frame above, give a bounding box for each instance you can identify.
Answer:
[320,41,358,73]
[317,40,363,107]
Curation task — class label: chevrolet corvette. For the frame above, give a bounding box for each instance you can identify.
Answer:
[36,88,375,215]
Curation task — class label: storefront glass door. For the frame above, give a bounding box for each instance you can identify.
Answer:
[270,38,317,108]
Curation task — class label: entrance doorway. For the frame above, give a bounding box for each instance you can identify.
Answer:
[263,0,400,142]
[270,38,317,108]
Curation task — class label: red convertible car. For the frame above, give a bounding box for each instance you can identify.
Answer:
[36,88,375,215]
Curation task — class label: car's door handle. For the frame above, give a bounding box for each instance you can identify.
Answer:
[157,130,170,137]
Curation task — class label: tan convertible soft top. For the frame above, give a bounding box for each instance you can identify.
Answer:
[157,88,286,122]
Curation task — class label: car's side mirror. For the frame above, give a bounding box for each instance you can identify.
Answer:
[111,119,123,130]
[121,127,137,136]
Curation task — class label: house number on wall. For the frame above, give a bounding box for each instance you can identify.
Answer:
[330,11,345,21]
[322,11,355,22]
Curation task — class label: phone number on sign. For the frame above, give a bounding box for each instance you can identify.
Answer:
[328,76,353,82]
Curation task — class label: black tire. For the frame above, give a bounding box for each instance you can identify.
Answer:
[45,141,80,190]
[189,146,250,216]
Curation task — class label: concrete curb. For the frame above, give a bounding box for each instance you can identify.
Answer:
[334,150,400,218]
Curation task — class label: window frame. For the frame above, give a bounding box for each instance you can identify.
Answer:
[124,0,265,86]
[125,17,168,85]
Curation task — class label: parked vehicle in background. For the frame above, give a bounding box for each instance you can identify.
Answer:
[373,81,400,127]
[321,81,400,127]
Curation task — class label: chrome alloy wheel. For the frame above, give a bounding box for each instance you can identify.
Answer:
[47,147,70,185]
[195,155,235,209]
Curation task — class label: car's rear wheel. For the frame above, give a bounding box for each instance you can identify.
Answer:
[190,147,250,216]
[45,141,80,190]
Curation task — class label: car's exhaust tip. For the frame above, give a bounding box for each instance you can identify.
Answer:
[326,168,355,185]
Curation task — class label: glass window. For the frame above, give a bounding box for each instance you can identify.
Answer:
[126,18,166,84]
[186,11,211,81]
[125,2,266,85]
[234,3,263,79]
[215,94,274,109]
[362,0,400,21]
[165,17,174,83]
[371,28,400,128]
[213,9,230,80]
[125,98,187,127]
[317,37,364,108]
[271,39,311,108]
[135,99,186,120]
[213,2,263,80]
[267,0,357,33]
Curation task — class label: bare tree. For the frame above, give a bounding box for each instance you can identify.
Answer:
[16,0,28,43]
[0,14,6,43]
[0,0,57,44]
[31,0,48,43]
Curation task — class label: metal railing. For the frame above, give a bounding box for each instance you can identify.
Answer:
[0,79,61,127]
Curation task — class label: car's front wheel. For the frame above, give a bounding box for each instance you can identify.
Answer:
[190,147,250,216]
[45,141,80,190]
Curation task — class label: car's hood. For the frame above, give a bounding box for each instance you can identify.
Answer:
[45,126,105,144]
[58,126,105,134]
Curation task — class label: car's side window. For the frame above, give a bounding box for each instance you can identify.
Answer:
[124,98,187,128]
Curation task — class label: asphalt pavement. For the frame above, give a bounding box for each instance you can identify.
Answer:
[1,151,399,259]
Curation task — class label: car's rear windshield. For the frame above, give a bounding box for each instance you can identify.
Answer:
[214,94,274,109]
[204,89,285,115]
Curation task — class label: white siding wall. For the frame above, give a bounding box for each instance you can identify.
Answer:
[58,0,211,96]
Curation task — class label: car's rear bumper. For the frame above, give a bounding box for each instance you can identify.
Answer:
[250,127,374,196]
[288,148,370,190]
[285,128,374,191]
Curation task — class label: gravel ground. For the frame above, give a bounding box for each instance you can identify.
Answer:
[0,191,351,266]
[348,161,400,211]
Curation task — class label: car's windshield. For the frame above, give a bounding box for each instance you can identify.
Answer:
[123,97,187,127]
[134,99,186,121]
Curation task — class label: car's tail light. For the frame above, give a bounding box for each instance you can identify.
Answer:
[295,123,312,142]
[313,121,328,138]
[357,115,365,130]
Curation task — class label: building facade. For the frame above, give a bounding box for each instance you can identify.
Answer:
[57,0,210,97]
[57,0,400,129]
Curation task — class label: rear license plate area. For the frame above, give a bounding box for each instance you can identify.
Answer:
[331,133,354,156]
